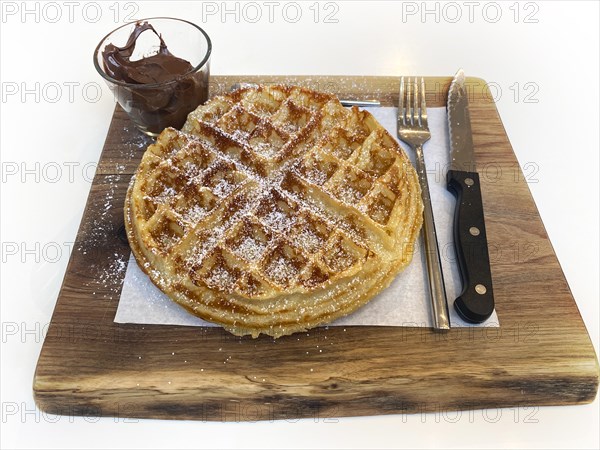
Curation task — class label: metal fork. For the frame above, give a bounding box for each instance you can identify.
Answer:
[397,77,450,330]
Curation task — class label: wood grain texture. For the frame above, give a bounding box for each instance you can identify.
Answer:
[33,76,599,421]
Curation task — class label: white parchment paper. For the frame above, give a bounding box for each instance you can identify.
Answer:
[114,107,499,328]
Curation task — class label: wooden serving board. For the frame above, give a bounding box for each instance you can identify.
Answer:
[34,76,599,421]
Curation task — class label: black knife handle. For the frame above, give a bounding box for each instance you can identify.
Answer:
[447,170,495,323]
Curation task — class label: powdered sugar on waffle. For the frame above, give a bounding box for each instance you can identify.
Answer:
[235,236,266,262]
[125,84,423,337]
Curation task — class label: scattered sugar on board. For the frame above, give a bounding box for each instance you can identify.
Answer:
[78,118,173,294]
[88,252,128,299]
[78,173,122,254]
[120,125,153,159]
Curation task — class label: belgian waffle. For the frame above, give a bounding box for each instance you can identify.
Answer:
[125,84,423,338]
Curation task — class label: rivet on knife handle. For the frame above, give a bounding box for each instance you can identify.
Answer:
[447,171,494,322]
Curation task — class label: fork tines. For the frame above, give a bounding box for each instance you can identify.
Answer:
[398,77,428,129]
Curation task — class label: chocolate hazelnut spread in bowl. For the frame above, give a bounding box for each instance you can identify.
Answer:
[94,18,211,136]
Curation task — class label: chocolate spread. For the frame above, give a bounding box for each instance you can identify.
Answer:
[102,21,194,85]
[101,21,209,135]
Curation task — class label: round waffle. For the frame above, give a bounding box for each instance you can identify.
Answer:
[125,84,423,338]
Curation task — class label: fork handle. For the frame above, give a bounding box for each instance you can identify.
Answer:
[415,145,450,330]
[447,170,495,323]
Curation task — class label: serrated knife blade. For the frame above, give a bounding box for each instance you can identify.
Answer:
[448,69,476,172]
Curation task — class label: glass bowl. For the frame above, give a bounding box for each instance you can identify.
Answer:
[94,17,212,136]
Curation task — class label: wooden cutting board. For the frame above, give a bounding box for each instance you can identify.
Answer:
[33,76,599,421]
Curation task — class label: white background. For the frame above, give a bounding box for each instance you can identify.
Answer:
[1,1,598,449]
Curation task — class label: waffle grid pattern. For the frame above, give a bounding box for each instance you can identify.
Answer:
[125,85,423,337]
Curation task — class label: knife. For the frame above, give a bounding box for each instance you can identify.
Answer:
[446,69,495,323]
